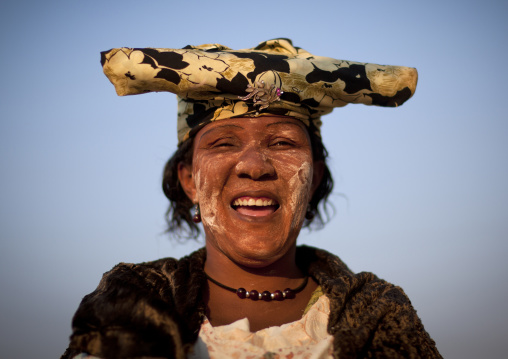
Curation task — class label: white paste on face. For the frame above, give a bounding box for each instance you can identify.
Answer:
[287,161,313,230]
[195,147,312,238]
[193,159,225,238]
[190,117,315,266]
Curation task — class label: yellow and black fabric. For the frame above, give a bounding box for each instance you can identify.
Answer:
[101,38,418,143]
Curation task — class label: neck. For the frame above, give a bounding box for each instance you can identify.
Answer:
[203,241,318,330]
[204,241,305,291]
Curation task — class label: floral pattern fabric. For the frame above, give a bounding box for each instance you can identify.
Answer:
[189,295,333,359]
[100,38,418,143]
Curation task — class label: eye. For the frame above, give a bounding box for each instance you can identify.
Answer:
[270,139,295,147]
[214,142,233,147]
[209,137,236,148]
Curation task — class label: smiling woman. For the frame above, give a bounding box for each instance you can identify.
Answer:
[163,115,332,241]
[181,118,319,266]
[61,39,441,358]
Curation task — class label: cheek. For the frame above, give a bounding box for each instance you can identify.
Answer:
[273,153,313,226]
[192,155,227,234]
[288,161,313,220]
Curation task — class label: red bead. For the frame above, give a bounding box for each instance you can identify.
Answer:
[273,290,283,301]
[283,288,295,299]
[236,288,247,299]
[192,213,201,223]
[249,290,259,301]
[261,291,272,301]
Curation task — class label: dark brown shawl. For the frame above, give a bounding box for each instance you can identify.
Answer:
[62,246,441,358]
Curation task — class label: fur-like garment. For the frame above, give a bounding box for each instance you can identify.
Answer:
[61,246,441,358]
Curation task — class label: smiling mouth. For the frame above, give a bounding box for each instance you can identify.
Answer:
[231,197,280,217]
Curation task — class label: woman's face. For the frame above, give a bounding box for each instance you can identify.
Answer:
[181,116,321,267]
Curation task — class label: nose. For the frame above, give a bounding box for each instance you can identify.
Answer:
[234,146,276,181]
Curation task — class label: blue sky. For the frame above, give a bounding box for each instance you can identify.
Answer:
[1,0,507,358]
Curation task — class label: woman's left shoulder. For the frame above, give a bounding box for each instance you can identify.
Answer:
[298,246,442,358]
[297,245,413,307]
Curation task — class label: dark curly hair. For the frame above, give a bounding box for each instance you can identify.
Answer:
[162,128,334,239]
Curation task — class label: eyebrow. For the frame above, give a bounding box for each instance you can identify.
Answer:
[266,121,305,130]
[199,124,244,139]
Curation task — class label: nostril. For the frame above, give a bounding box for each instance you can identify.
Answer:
[234,149,276,180]
[238,172,277,181]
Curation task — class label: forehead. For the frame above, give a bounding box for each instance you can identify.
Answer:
[194,116,309,139]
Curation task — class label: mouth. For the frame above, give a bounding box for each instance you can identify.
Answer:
[231,196,280,217]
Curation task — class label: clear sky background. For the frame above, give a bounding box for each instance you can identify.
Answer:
[1,0,507,358]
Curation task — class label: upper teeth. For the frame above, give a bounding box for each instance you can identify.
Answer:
[232,198,276,206]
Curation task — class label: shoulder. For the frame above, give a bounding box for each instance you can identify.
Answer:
[298,244,408,304]
[107,246,206,280]
[80,246,208,318]
[65,248,207,359]
[299,245,441,358]
[93,247,207,295]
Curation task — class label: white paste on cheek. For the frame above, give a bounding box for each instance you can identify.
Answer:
[193,158,226,237]
[287,160,313,230]
[194,169,201,203]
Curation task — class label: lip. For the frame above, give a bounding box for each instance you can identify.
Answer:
[230,190,281,205]
[228,190,281,221]
[232,196,279,207]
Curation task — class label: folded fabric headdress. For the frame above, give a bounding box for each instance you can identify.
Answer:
[101,38,418,144]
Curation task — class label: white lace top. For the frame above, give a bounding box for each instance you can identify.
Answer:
[188,295,333,359]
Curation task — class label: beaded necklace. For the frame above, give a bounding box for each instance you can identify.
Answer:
[204,272,308,301]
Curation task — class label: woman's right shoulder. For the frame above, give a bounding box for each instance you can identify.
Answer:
[63,247,207,359]
[101,246,207,287]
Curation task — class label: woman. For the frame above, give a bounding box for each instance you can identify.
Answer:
[62,39,441,358]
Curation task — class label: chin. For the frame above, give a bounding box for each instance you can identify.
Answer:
[203,207,304,269]
[232,251,285,268]
[226,235,294,268]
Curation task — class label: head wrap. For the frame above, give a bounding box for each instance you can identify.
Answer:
[101,38,418,144]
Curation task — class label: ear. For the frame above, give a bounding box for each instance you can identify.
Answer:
[310,160,325,198]
[177,162,198,203]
